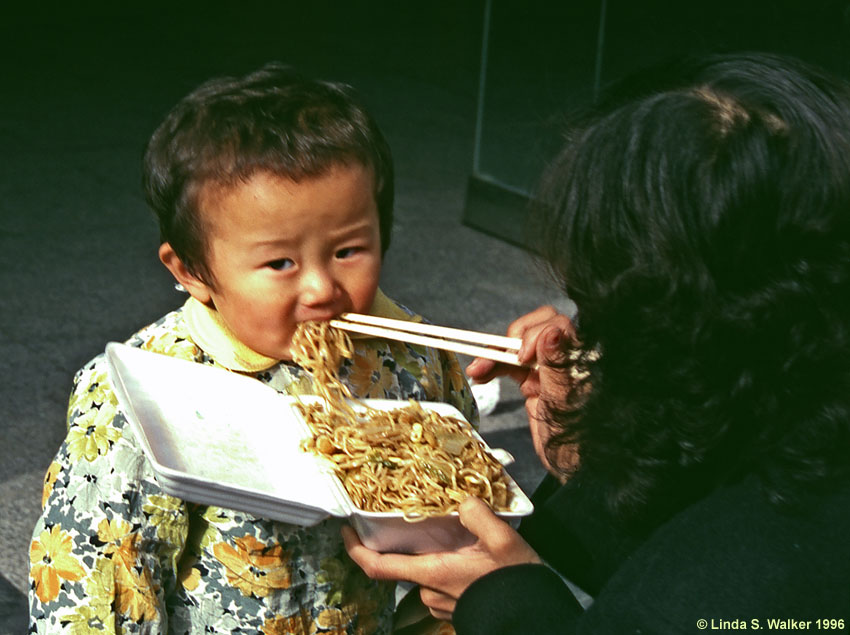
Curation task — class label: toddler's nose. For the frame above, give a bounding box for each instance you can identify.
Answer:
[299,267,336,306]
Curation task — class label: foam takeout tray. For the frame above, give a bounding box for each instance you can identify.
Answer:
[104,342,533,553]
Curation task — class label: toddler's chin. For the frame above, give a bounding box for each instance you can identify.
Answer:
[249,339,294,363]
[274,343,295,362]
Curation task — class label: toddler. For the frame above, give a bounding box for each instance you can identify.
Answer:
[29,63,477,634]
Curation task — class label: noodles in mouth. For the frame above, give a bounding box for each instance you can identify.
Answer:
[291,321,513,520]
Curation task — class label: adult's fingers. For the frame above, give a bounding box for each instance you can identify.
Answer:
[505,305,561,339]
[535,326,573,405]
[457,497,541,564]
[466,305,575,381]
[517,314,575,362]
[512,322,574,373]
[342,526,419,583]
[465,357,530,385]
[457,496,507,542]
[464,357,497,381]
[515,326,564,400]
[419,587,456,621]
[343,526,471,594]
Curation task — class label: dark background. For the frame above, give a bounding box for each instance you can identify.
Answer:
[468,0,850,240]
[3,1,849,629]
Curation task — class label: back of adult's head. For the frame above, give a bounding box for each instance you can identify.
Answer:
[537,53,850,522]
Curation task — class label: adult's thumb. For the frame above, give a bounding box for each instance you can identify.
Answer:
[457,496,506,543]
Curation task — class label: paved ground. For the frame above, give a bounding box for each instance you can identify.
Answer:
[0,4,566,629]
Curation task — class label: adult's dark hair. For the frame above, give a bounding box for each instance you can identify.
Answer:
[143,62,394,282]
[537,52,850,527]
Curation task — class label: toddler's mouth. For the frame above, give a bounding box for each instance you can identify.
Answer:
[297,310,347,324]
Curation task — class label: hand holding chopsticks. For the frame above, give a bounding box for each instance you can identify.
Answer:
[329,313,525,366]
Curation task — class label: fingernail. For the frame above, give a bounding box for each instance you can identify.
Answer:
[458,496,475,528]
[544,328,561,350]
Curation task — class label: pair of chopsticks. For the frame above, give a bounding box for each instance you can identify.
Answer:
[329,313,524,366]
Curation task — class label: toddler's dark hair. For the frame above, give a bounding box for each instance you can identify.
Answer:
[143,63,394,282]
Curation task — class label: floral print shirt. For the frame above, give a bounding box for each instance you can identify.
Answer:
[29,297,478,634]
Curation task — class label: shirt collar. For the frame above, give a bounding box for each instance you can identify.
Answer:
[182,289,421,373]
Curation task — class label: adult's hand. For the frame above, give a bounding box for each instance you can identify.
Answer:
[466,305,577,473]
[465,305,574,384]
[343,496,541,621]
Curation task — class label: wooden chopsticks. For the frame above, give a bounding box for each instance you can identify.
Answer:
[329,313,524,366]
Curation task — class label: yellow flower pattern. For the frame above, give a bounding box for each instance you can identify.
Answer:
[62,605,117,635]
[177,559,202,592]
[96,517,132,550]
[61,559,117,633]
[143,494,188,550]
[213,534,293,597]
[315,607,350,631]
[261,608,313,634]
[66,404,122,462]
[97,525,162,621]
[30,524,86,604]
[30,300,477,633]
[41,460,61,507]
[348,350,395,397]
[75,371,115,409]
[141,328,201,361]
[114,562,160,623]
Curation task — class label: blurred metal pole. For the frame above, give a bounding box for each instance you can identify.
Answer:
[472,0,492,176]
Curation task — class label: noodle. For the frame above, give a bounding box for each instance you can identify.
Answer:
[291,321,513,520]
[289,321,358,419]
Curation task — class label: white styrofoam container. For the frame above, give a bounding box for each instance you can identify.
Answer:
[105,342,533,553]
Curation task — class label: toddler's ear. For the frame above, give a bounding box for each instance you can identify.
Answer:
[158,243,213,305]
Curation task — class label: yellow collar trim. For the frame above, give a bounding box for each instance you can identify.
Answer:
[183,289,421,373]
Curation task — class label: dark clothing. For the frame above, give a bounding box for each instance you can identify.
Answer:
[453,474,850,634]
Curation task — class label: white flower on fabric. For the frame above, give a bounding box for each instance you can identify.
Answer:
[65,460,122,510]
[192,598,241,632]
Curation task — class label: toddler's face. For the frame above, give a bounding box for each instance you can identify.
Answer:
[192,163,382,360]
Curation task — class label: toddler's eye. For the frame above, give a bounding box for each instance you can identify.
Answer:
[335,247,360,259]
[267,258,295,271]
